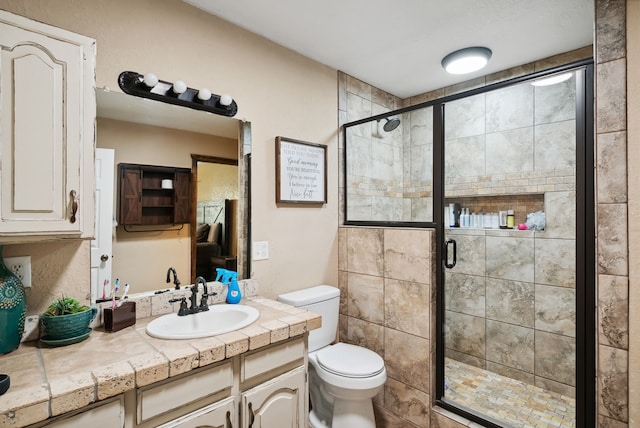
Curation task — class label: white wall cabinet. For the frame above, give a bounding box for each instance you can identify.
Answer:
[0,10,96,240]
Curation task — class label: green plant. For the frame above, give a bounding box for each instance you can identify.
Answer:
[43,296,89,317]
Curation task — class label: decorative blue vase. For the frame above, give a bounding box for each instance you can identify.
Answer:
[0,246,27,354]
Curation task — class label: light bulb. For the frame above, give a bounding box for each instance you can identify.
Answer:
[219,94,233,106]
[441,47,492,75]
[197,88,212,101]
[172,80,187,94]
[143,73,158,87]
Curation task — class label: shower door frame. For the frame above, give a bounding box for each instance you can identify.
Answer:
[433,60,595,427]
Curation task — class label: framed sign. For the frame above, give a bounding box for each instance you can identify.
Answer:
[275,136,327,204]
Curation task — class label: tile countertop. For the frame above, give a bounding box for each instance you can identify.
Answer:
[0,296,321,428]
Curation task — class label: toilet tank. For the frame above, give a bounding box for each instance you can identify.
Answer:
[277,285,340,352]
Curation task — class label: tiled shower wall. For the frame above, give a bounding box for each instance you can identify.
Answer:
[339,2,631,423]
[344,83,434,222]
[338,226,436,427]
[339,45,619,428]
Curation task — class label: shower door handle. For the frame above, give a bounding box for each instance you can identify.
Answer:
[444,239,457,269]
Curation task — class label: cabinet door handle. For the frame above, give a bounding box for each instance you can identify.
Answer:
[248,402,255,428]
[70,190,78,223]
[226,410,232,428]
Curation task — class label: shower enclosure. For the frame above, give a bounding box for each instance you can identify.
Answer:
[343,62,594,427]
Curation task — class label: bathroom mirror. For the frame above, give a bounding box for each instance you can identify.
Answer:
[96,88,250,294]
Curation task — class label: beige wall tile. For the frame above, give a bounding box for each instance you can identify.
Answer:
[599,345,628,422]
[346,272,384,324]
[384,228,431,282]
[385,328,430,393]
[597,131,628,203]
[596,0,626,63]
[385,278,430,337]
[597,204,629,276]
[384,377,430,427]
[346,227,384,275]
[596,58,627,133]
[599,275,629,349]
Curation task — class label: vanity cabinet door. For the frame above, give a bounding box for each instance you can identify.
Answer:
[241,366,306,428]
[155,397,235,428]
[0,10,95,240]
[36,396,124,428]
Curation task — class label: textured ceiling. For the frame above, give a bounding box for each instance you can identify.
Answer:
[184,0,594,98]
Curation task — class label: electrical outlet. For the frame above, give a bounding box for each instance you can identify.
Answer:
[5,256,31,287]
[253,241,269,261]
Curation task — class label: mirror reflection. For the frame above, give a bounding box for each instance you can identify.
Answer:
[95,89,249,297]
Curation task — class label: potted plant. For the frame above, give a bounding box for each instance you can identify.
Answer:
[40,296,97,343]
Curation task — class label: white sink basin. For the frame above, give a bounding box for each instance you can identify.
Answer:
[146,304,260,339]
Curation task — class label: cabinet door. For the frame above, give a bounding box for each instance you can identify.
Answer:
[174,170,191,224]
[119,167,143,225]
[155,397,235,428]
[241,366,306,428]
[0,11,95,239]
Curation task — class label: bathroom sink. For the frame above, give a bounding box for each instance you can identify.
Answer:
[146,304,260,339]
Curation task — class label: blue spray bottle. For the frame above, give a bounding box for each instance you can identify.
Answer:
[215,268,242,304]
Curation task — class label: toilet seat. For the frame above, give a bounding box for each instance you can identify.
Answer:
[316,343,385,378]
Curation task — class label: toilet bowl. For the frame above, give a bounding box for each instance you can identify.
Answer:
[309,343,386,428]
[277,285,387,428]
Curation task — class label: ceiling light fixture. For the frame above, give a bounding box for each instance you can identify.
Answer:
[530,72,573,87]
[441,46,492,75]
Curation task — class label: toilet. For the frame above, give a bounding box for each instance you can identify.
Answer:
[278,285,386,428]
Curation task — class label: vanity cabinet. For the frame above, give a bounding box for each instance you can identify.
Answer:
[118,163,191,226]
[0,10,96,240]
[129,337,306,428]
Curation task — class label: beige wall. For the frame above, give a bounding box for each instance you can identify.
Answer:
[1,0,339,313]
[197,163,238,201]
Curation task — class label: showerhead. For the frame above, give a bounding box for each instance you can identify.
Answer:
[382,117,401,132]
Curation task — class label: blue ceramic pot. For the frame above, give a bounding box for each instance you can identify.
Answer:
[0,246,27,355]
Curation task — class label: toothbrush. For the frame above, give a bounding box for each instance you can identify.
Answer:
[117,283,129,307]
[112,278,120,309]
[102,279,109,301]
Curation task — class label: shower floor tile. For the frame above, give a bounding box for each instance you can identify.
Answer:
[445,359,575,427]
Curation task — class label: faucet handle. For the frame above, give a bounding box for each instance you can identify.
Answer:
[169,297,188,316]
[200,293,210,311]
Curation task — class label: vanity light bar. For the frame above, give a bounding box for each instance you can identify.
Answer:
[118,71,238,117]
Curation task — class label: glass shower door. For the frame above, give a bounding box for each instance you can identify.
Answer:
[441,70,580,427]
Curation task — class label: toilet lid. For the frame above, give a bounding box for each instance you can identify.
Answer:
[316,343,385,378]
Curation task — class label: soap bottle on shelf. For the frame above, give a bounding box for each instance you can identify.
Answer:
[507,210,515,229]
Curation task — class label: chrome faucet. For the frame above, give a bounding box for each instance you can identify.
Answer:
[166,267,181,290]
